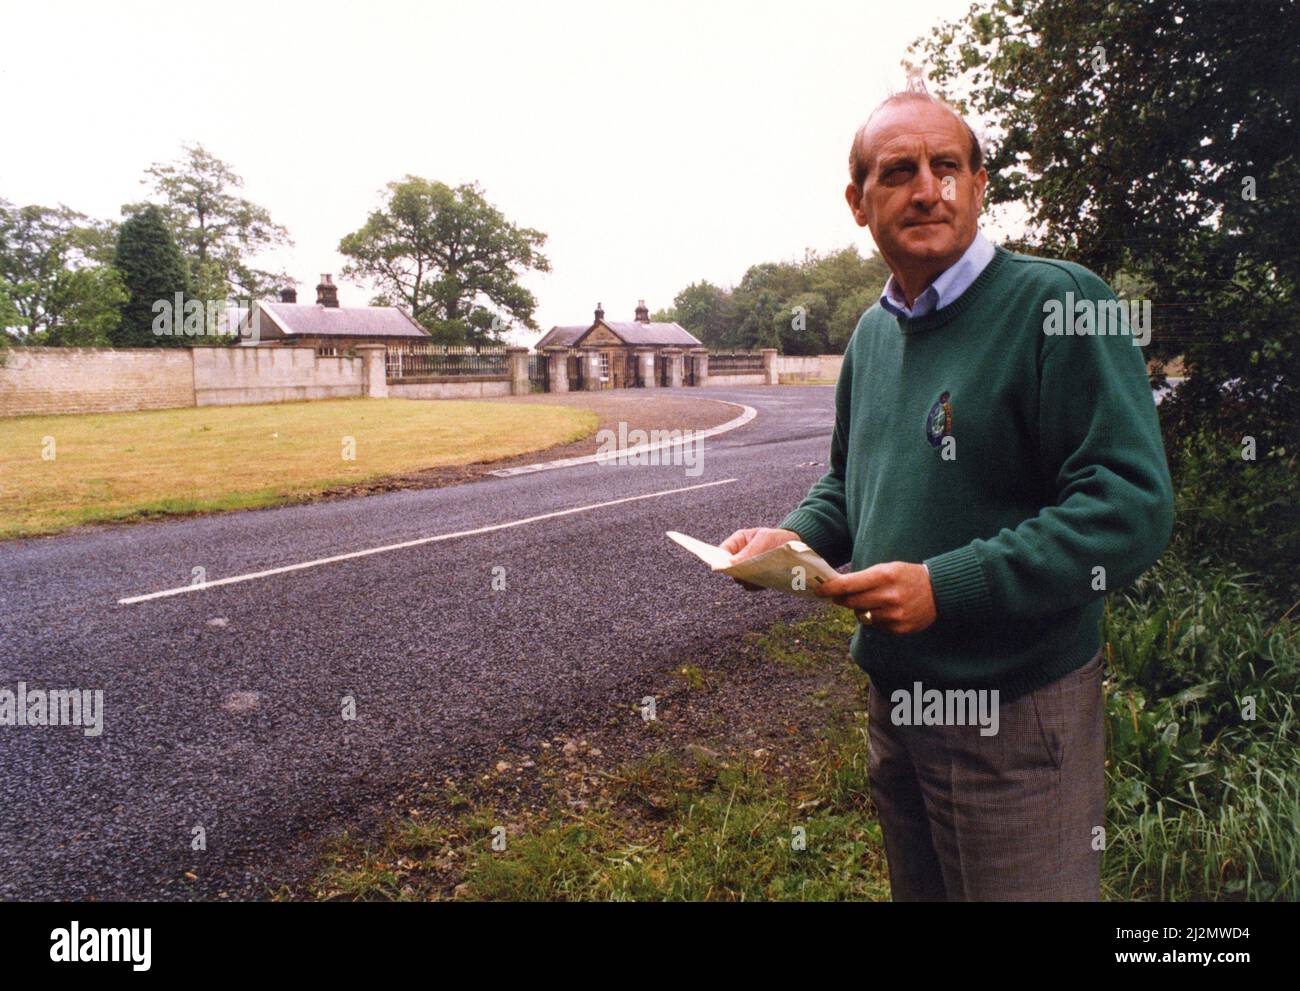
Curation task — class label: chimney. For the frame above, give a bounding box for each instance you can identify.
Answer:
[594,301,605,323]
[634,299,650,323]
[316,274,339,308]
[280,287,298,304]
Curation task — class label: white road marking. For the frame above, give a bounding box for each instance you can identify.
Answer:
[488,401,757,477]
[118,478,738,605]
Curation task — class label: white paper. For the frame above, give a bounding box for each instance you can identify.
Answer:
[666,530,840,598]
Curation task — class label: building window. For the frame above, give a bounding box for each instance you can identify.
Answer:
[599,352,610,381]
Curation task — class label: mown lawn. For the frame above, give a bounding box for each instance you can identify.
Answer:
[0,398,598,539]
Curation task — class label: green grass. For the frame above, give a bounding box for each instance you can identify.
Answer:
[458,739,889,902]
[747,606,859,671]
[305,609,890,902]
[312,728,890,902]
[0,398,598,539]
[1100,551,1300,900]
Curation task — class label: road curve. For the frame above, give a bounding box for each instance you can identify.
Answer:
[0,385,838,900]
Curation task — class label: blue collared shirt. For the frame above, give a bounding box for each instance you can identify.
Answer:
[879,229,995,319]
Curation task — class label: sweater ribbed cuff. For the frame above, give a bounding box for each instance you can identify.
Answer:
[777,509,847,569]
[923,544,992,622]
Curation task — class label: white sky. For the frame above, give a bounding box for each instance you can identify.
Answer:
[2,0,1005,346]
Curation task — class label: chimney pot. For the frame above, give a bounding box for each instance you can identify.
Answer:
[316,274,339,308]
[279,287,298,304]
[634,299,650,323]
[594,301,605,323]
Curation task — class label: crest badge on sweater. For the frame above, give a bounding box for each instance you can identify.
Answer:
[925,391,953,447]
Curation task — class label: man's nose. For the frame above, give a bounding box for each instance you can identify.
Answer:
[910,165,942,208]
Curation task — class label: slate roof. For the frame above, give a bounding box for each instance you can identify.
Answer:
[240,301,430,341]
[535,320,701,349]
[602,321,701,346]
[534,325,592,348]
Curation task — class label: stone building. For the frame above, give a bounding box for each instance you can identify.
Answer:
[534,301,702,388]
[235,275,430,353]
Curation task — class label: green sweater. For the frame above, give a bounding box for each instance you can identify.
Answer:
[779,245,1174,701]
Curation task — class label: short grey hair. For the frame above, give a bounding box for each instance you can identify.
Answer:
[848,76,983,187]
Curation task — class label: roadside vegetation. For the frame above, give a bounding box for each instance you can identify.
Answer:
[302,607,895,902]
[0,397,597,539]
[304,530,1296,902]
[1099,518,1299,900]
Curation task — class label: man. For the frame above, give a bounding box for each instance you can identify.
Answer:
[722,84,1174,900]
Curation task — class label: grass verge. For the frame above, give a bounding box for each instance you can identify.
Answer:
[0,397,597,539]
[298,605,892,901]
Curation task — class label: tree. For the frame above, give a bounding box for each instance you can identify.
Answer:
[807,247,890,319]
[0,199,123,343]
[38,266,127,346]
[778,291,831,355]
[800,246,891,352]
[828,287,878,351]
[671,281,737,348]
[733,261,806,350]
[128,143,293,300]
[0,281,19,347]
[665,246,889,353]
[112,205,189,347]
[339,177,549,344]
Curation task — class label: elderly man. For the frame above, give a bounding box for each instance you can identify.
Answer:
[722,86,1174,900]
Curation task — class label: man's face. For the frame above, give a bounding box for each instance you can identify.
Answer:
[846,101,987,286]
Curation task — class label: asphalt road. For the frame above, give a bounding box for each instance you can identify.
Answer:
[0,385,838,900]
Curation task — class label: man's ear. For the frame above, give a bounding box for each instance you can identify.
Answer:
[845,182,868,228]
[973,167,988,212]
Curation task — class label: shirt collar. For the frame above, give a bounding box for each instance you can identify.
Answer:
[879,229,995,319]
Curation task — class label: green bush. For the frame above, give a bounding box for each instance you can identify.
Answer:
[1163,422,1300,610]
[1101,548,1299,900]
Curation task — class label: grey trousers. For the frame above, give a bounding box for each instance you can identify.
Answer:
[866,649,1105,901]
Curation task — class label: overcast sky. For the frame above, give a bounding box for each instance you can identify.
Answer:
[3,0,1004,346]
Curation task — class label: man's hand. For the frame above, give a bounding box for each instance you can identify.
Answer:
[720,527,801,591]
[816,562,937,634]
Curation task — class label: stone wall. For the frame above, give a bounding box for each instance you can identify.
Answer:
[193,346,365,406]
[0,347,195,417]
[0,345,377,417]
[389,379,512,400]
[703,373,768,387]
[774,354,843,383]
[0,344,846,418]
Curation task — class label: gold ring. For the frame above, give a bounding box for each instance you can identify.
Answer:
[855,609,873,626]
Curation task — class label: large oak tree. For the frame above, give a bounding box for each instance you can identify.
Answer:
[339,177,549,344]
